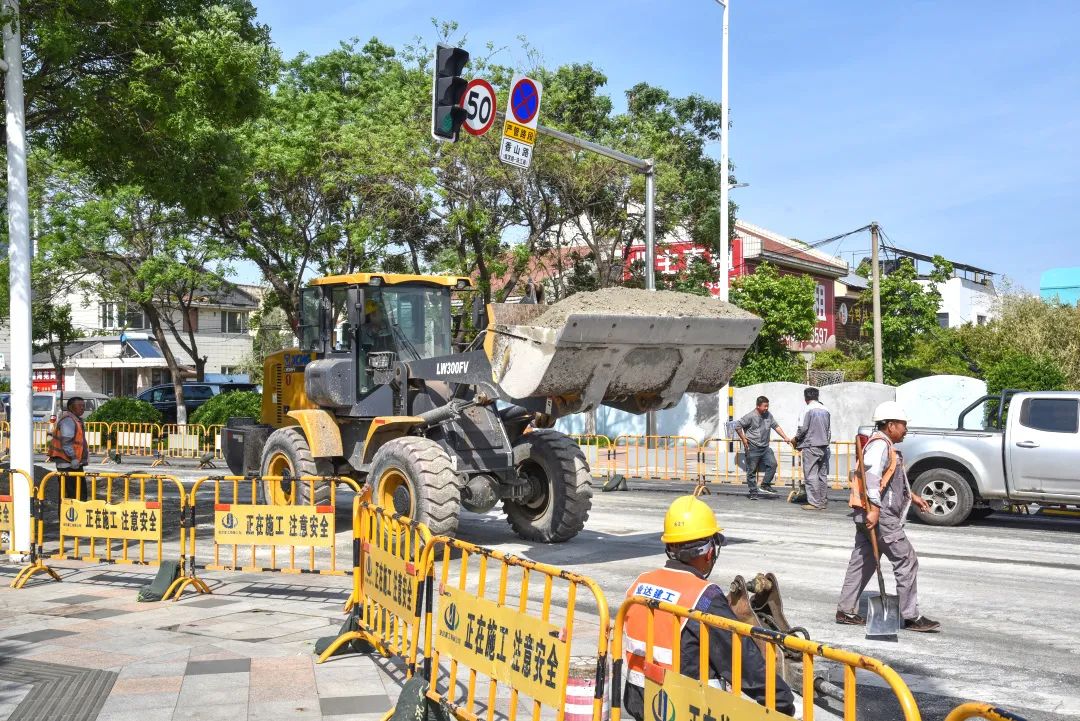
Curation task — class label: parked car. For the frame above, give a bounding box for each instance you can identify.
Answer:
[137,382,258,424]
[32,391,111,424]
[863,390,1080,526]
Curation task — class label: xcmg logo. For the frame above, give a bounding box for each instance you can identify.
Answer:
[64,507,78,523]
[221,513,237,529]
[443,602,460,632]
[651,690,675,721]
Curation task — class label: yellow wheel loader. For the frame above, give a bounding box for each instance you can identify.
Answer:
[222,273,760,542]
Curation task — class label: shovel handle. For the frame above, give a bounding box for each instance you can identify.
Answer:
[867,525,889,600]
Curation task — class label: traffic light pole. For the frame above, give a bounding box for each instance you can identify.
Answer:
[494,111,659,438]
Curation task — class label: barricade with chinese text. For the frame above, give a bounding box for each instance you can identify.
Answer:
[165,474,362,601]
[11,471,191,590]
[1,469,35,556]
[318,498,430,669]
[414,535,611,721]
[610,596,921,721]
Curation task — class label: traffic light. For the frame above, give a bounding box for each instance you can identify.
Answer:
[431,43,470,142]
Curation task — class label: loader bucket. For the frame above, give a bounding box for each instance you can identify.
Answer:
[485,289,761,416]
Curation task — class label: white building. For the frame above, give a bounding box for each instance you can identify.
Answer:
[2,282,261,396]
[885,248,998,328]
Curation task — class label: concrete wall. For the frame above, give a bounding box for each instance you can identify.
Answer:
[559,376,981,441]
[897,375,987,429]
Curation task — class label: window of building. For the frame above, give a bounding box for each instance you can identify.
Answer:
[100,303,147,330]
[183,309,199,333]
[220,311,248,334]
[1019,398,1079,434]
[937,312,950,328]
[977,315,987,326]
[151,369,171,387]
[220,365,241,375]
[814,284,827,321]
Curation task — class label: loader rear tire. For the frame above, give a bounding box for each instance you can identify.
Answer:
[260,427,333,506]
[505,430,592,543]
[370,437,461,537]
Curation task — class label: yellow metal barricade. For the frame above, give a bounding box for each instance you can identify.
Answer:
[12,471,190,590]
[610,597,920,721]
[1,469,34,556]
[111,422,159,457]
[206,424,225,459]
[830,441,856,490]
[611,435,699,482]
[571,435,614,479]
[945,703,1028,721]
[414,536,611,721]
[318,499,430,668]
[84,421,110,456]
[165,474,362,600]
[161,423,208,458]
[32,421,52,454]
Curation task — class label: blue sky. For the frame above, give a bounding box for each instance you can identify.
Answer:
[251,0,1080,292]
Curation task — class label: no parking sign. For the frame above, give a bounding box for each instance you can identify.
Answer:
[499,74,543,169]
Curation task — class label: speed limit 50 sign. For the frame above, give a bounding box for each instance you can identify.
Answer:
[460,78,496,137]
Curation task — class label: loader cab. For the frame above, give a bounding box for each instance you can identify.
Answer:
[299,274,470,398]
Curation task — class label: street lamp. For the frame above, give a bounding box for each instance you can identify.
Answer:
[715,0,731,302]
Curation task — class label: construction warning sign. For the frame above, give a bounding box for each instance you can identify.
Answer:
[435,586,569,706]
[644,663,795,721]
[0,495,12,532]
[60,499,162,542]
[213,503,334,547]
[362,541,421,621]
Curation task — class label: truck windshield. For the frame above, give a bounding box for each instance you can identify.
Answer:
[368,286,452,359]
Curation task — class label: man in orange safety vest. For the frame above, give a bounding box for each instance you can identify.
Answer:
[620,496,795,719]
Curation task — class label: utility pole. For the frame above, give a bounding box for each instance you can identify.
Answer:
[716,0,731,302]
[871,221,883,384]
[3,0,33,558]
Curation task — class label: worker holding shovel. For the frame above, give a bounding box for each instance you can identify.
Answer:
[836,401,940,633]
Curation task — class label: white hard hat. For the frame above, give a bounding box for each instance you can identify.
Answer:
[873,401,909,423]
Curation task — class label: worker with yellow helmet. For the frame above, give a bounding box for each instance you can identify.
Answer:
[361,296,391,351]
[619,496,795,719]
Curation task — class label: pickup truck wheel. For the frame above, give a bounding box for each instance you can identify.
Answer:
[911,468,974,526]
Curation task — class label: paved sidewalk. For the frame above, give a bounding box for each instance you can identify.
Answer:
[0,561,403,721]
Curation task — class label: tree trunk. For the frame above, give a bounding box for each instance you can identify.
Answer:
[143,303,188,426]
[195,356,207,382]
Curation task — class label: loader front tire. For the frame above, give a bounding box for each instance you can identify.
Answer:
[260,427,333,506]
[370,437,461,537]
[505,430,592,543]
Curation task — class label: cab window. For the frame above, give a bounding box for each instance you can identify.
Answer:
[299,287,321,352]
[329,287,352,353]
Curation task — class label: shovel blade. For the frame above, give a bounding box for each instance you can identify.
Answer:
[865,592,902,640]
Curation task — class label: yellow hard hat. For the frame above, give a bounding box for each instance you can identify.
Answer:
[364,299,379,314]
[661,496,723,544]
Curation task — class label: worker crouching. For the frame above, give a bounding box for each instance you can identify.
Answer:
[621,496,795,719]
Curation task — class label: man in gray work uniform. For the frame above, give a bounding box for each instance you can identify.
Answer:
[836,401,939,632]
[735,396,793,500]
[793,387,831,510]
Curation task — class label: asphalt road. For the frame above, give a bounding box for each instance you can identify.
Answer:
[27,461,1080,720]
[455,481,1080,721]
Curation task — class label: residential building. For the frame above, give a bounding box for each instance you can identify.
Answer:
[1040,267,1080,305]
[880,248,997,328]
[2,283,261,395]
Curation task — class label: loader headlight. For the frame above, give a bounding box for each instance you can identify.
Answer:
[455,279,469,290]
[367,352,394,371]
[369,276,383,287]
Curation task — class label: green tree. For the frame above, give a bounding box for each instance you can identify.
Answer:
[985,351,1067,395]
[729,263,816,385]
[859,256,952,384]
[3,0,275,215]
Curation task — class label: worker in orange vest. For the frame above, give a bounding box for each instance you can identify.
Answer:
[620,496,795,719]
[47,397,89,498]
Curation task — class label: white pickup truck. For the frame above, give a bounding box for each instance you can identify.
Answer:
[867,390,1080,526]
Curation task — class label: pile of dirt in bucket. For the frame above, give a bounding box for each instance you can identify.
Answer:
[532,287,754,328]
